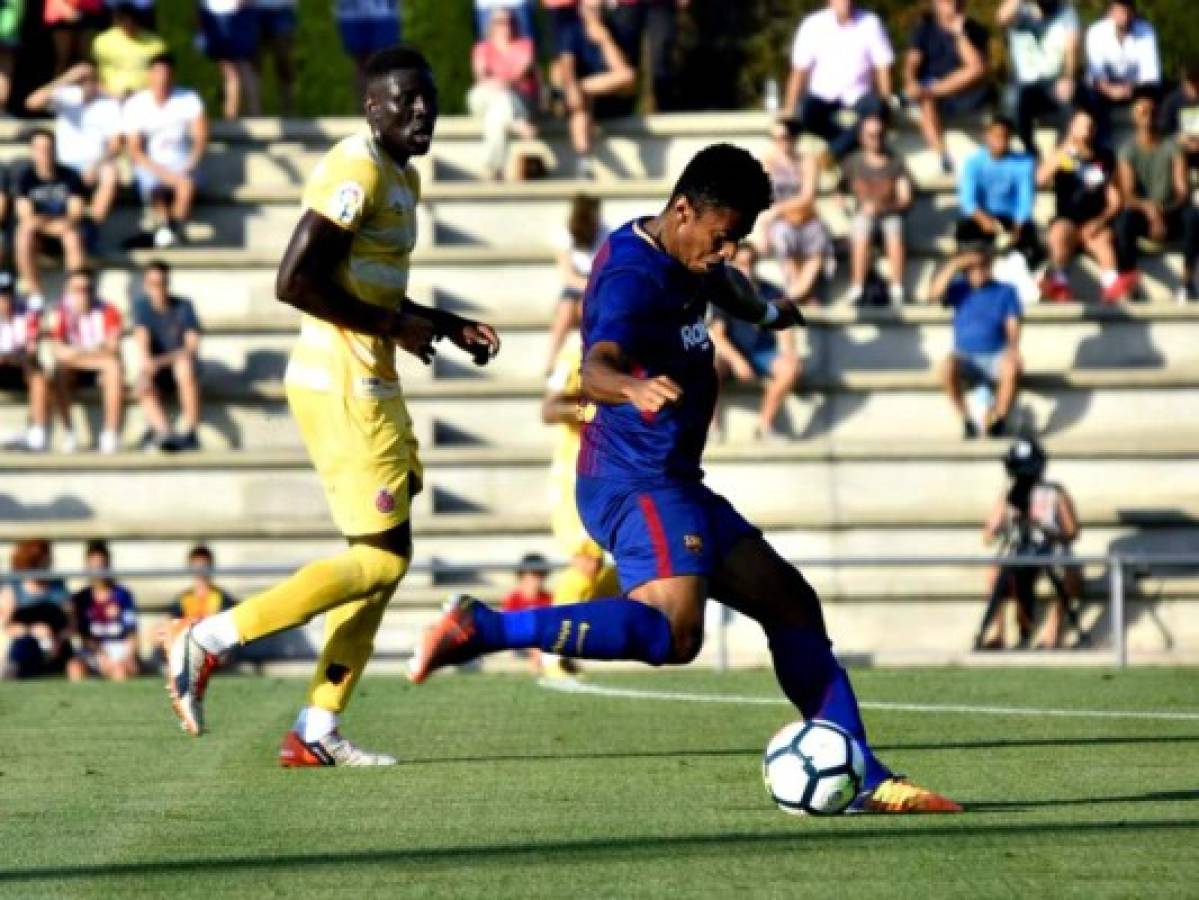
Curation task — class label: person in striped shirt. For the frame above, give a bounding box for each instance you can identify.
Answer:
[0,272,49,451]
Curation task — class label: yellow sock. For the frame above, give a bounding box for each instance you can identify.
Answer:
[552,560,620,606]
[231,544,409,644]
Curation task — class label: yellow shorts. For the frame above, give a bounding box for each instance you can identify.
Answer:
[287,384,421,537]
[550,479,603,560]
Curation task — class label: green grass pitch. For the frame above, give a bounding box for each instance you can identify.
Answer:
[2,667,1197,898]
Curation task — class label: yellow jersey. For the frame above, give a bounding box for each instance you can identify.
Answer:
[285,130,421,399]
[547,333,583,490]
[92,27,168,97]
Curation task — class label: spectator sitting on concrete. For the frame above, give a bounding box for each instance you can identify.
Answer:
[168,544,237,622]
[840,113,914,306]
[0,538,82,681]
[335,0,402,100]
[45,0,105,76]
[0,0,23,110]
[254,0,298,115]
[12,128,87,312]
[25,62,124,236]
[904,0,991,174]
[783,0,894,161]
[198,0,261,119]
[544,193,606,373]
[1083,0,1159,142]
[998,0,1081,156]
[69,539,140,681]
[978,438,1082,649]
[48,266,124,454]
[1113,87,1191,302]
[123,53,209,249]
[468,8,540,182]
[133,259,202,452]
[759,119,833,305]
[560,0,636,179]
[1036,108,1122,302]
[929,237,1023,439]
[475,0,536,40]
[90,3,168,99]
[0,273,49,452]
[1157,60,1199,145]
[956,115,1043,270]
[709,243,801,442]
[499,552,553,673]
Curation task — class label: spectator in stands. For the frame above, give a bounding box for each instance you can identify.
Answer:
[25,62,124,236]
[841,113,914,306]
[255,0,298,115]
[475,0,537,40]
[930,238,1023,438]
[0,0,23,110]
[605,0,687,112]
[123,53,209,249]
[0,538,81,681]
[133,259,203,452]
[998,0,1081,156]
[956,116,1043,268]
[45,0,105,76]
[904,0,991,174]
[0,273,49,452]
[709,243,801,442]
[69,539,140,681]
[48,266,124,454]
[468,8,540,182]
[759,120,832,305]
[545,193,606,372]
[499,552,553,673]
[169,544,237,622]
[1036,108,1123,302]
[1158,60,1199,144]
[1113,87,1191,302]
[91,3,168,99]
[198,0,261,120]
[783,0,894,161]
[1083,0,1160,140]
[336,0,402,100]
[13,128,87,311]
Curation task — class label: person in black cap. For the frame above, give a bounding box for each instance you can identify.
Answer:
[0,272,49,451]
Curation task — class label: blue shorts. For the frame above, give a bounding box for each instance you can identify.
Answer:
[338,17,401,57]
[199,8,260,61]
[748,346,778,379]
[576,476,760,593]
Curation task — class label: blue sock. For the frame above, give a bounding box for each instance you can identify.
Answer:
[766,626,892,790]
[473,598,674,666]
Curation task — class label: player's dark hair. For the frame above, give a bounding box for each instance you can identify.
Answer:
[1131,84,1160,106]
[149,51,175,69]
[146,259,171,276]
[669,143,773,227]
[188,544,214,566]
[986,114,1015,134]
[364,45,432,81]
[85,539,111,563]
[567,193,601,249]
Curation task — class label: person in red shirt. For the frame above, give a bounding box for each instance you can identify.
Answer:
[0,273,49,451]
[499,552,553,673]
[48,266,124,453]
[467,8,540,180]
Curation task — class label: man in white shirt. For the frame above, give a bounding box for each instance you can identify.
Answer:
[997,0,1081,155]
[24,61,123,229]
[783,0,895,160]
[1084,0,1159,139]
[122,53,209,248]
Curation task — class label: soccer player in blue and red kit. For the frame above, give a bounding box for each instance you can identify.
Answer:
[411,144,960,813]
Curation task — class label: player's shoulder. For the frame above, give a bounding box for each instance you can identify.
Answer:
[597,220,669,286]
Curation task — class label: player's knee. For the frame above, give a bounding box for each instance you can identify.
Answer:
[348,544,408,592]
[669,623,704,665]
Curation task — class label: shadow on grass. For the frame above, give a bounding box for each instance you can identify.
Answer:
[965,790,1199,813]
[2,819,1197,884]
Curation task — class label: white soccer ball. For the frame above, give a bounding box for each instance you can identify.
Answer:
[762,719,865,816]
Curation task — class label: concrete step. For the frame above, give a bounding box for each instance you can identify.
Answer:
[1,448,1195,526]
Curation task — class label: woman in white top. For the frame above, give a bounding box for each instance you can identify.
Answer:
[544,193,606,373]
[758,120,833,305]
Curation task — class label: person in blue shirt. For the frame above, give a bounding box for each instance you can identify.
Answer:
[956,116,1044,268]
[410,143,961,814]
[69,539,140,681]
[931,237,1024,438]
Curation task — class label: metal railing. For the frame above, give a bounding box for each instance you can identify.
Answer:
[4,553,1197,669]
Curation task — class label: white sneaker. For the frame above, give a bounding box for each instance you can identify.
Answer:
[1176,286,1191,306]
[24,426,47,452]
[153,225,178,249]
[60,430,78,454]
[98,430,120,454]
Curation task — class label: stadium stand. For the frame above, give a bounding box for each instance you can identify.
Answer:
[0,108,1196,668]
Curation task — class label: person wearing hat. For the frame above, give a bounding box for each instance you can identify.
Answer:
[929,233,1023,438]
[1083,0,1160,142]
[979,438,1081,649]
[500,553,553,673]
[0,272,49,452]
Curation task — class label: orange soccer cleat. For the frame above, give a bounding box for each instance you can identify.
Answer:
[858,777,964,814]
[407,595,485,684]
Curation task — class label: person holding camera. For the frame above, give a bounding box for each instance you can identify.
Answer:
[977,438,1082,649]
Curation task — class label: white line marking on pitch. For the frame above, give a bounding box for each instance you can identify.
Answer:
[538,678,1199,722]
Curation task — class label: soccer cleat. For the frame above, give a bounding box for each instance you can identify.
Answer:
[408,595,486,684]
[162,619,219,736]
[855,777,963,814]
[278,730,397,767]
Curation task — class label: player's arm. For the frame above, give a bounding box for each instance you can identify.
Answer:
[276,209,437,362]
[706,265,805,331]
[582,341,681,415]
[399,296,500,367]
[541,388,580,425]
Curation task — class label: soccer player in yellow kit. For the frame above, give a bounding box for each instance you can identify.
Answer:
[162,46,500,766]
